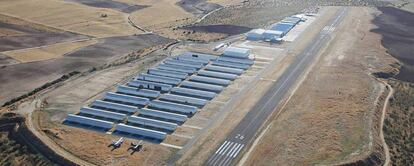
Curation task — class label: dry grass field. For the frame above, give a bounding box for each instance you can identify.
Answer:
[4,40,97,63]
[129,0,194,29]
[0,0,138,37]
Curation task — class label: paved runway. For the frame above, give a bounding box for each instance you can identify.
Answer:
[205,7,348,166]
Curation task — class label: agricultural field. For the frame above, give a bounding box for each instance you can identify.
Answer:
[4,40,98,63]
[0,0,138,37]
[0,13,88,52]
[0,34,172,106]
[128,0,193,29]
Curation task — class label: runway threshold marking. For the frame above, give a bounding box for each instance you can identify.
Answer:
[206,141,245,166]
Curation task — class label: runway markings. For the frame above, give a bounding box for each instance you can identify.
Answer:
[322,26,335,34]
[182,124,203,130]
[251,66,265,69]
[259,78,276,82]
[254,57,274,61]
[160,143,183,149]
[172,133,193,139]
[254,61,270,65]
[211,100,228,104]
[206,140,245,166]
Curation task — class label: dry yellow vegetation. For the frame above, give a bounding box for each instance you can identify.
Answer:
[5,39,97,63]
[129,0,193,28]
[0,13,62,33]
[0,0,138,37]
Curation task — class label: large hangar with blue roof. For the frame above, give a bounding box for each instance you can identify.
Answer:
[246,14,305,42]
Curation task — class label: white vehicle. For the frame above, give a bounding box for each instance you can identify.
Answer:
[213,43,226,51]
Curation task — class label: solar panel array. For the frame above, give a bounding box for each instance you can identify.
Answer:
[64,51,253,142]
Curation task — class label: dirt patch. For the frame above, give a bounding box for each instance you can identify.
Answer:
[371,7,414,83]
[176,0,222,16]
[181,24,252,35]
[0,14,88,52]
[0,34,172,106]
[65,0,149,13]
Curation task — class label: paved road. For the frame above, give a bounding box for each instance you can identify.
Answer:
[205,7,348,166]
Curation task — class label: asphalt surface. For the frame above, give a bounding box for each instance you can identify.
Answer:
[205,7,348,166]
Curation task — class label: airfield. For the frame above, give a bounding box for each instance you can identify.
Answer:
[1,0,413,166]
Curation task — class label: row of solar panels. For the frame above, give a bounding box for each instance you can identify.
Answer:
[64,52,253,141]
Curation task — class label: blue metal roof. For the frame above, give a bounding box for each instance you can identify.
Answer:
[271,23,294,33]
